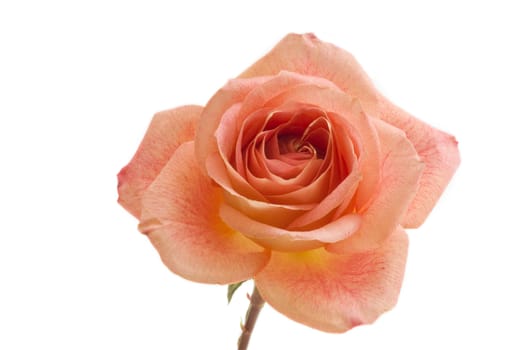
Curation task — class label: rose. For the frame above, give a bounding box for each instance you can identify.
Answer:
[118,33,459,332]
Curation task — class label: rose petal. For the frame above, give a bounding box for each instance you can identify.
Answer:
[263,167,331,205]
[245,152,323,195]
[287,169,361,229]
[222,190,314,229]
[206,151,267,201]
[212,103,267,201]
[239,33,376,101]
[237,70,338,118]
[373,97,461,227]
[139,142,270,284]
[219,203,361,252]
[195,76,270,173]
[327,119,423,253]
[254,226,408,333]
[117,105,202,218]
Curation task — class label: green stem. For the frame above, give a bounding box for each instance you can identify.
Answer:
[237,284,265,350]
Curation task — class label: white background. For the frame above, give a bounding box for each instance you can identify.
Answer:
[1,1,526,349]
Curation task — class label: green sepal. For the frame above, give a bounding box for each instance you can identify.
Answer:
[227,281,246,304]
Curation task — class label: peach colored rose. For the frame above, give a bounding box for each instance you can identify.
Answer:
[118,33,459,332]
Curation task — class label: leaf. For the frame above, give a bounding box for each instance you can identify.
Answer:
[227,281,246,304]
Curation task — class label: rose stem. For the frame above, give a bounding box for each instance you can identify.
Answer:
[238,284,265,350]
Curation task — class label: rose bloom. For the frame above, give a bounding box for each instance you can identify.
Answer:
[118,33,459,332]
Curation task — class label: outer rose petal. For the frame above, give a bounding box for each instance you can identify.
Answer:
[117,105,203,218]
[239,33,376,101]
[372,96,460,227]
[328,118,423,253]
[139,142,270,284]
[255,226,408,333]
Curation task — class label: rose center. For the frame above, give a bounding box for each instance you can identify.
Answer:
[277,133,324,159]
